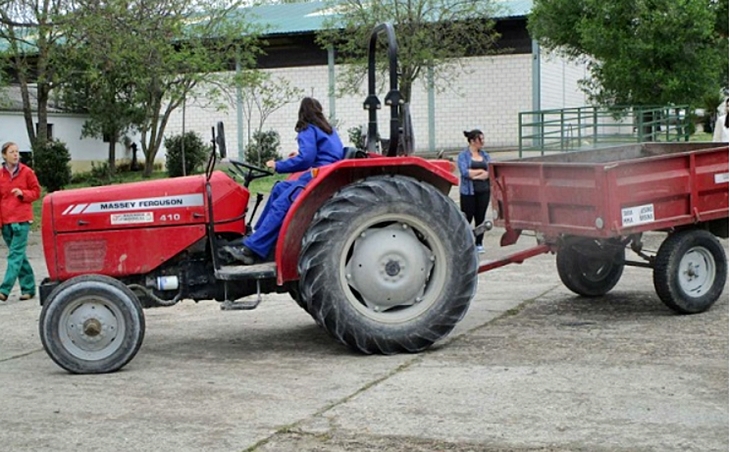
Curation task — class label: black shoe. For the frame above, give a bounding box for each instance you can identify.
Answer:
[222,245,257,265]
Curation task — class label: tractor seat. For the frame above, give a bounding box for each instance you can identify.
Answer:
[344,147,368,159]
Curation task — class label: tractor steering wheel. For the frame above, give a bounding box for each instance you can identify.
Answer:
[226,158,273,186]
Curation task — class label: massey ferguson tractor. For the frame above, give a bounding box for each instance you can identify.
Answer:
[38,23,479,374]
[39,23,729,374]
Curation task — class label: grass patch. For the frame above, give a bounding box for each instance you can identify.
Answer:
[247,173,287,193]
[690,131,713,141]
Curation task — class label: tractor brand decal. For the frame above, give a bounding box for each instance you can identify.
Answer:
[621,203,655,227]
[62,194,204,215]
[714,172,729,184]
[111,212,154,225]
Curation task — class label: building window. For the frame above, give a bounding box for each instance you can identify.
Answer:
[35,123,54,140]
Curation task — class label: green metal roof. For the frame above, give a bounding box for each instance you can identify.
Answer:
[246,1,334,36]
[244,0,533,36]
[0,1,533,52]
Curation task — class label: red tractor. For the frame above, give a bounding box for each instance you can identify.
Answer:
[37,24,479,374]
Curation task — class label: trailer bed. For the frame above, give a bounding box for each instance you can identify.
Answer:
[490,142,729,241]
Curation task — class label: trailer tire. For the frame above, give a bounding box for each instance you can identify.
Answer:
[556,238,625,297]
[653,229,727,314]
[39,274,145,374]
[299,175,477,354]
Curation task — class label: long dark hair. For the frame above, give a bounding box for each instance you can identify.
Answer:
[295,97,333,134]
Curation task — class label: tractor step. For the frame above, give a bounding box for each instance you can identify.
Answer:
[215,262,276,281]
[220,298,260,311]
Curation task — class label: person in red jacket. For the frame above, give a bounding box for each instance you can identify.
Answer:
[0,142,41,301]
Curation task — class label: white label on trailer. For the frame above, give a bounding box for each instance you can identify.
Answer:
[621,203,655,227]
[110,212,154,225]
[714,173,729,184]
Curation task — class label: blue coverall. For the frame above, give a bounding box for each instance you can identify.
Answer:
[243,125,344,259]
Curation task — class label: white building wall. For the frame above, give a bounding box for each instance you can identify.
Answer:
[540,54,589,109]
[0,111,143,172]
[166,53,537,157]
[0,52,581,166]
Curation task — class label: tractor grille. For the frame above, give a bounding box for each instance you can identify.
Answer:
[64,240,107,272]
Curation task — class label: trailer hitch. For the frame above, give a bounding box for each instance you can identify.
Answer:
[473,220,493,237]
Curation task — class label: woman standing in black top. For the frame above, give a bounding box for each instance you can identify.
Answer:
[457,129,491,253]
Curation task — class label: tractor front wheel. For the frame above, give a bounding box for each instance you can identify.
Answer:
[39,274,145,374]
[299,175,478,354]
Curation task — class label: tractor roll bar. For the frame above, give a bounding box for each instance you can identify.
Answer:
[365,22,401,157]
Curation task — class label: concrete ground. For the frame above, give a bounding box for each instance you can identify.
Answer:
[0,227,727,452]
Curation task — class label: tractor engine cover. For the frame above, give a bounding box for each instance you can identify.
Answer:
[41,171,248,281]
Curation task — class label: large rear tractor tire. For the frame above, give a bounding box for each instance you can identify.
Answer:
[286,282,309,313]
[556,237,625,297]
[39,274,146,374]
[299,175,478,354]
[653,229,727,314]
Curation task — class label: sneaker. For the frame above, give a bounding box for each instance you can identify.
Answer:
[221,244,258,265]
[0,293,6,302]
[20,293,34,301]
[476,245,485,254]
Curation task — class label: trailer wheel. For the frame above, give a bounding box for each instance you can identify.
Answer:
[299,175,477,354]
[653,229,727,314]
[556,238,625,297]
[39,274,145,374]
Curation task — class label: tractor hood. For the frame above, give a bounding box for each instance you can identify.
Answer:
[46,174,206,233]
[43,171,244,233]
[41,171,249,281]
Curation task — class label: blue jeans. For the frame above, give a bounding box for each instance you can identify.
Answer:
[0,222,35,296]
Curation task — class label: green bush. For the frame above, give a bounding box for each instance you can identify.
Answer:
[73,162,128,186]
[164,131,209,178]
[348,125,367,150]
[33,140,72,193]
[245,130,281,166]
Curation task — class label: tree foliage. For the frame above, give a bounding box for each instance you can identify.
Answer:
[0,0,71,147]
[227,70,303,159]
[528,0,729,107]
[57,13,147,174]
[317,0,501,104]
[59,0,263,177]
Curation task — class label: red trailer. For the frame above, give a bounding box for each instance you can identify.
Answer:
[482,142,728,314]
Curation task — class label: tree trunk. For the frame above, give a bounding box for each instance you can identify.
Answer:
[18,75,37,147]
[107,140,117,175]
[107,129,119,174]
[143,152,155,178]
[36,83,50,145]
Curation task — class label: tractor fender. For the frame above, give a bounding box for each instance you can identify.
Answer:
[275,156,457,284]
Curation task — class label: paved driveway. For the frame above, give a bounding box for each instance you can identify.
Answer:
[0,229,727,452]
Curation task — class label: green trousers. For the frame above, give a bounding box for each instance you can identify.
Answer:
[0,222,35,297]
